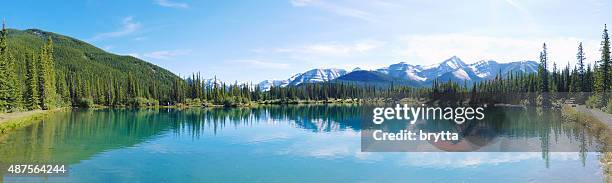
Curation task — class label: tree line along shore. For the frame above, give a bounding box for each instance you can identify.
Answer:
[0,23,610,124]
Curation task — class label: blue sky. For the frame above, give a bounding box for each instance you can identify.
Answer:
[2,0,611,83]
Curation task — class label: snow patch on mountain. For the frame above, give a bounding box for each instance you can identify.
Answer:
[257,69,347,91]
[288,68,347,86]
[203,78,223,88]
[257,79,289,91]
[452,69,471,80]
[423,56,465,71]
[469,60,498,78]
[406,68,427,81]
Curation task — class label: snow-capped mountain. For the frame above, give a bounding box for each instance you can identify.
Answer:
[469,60,538,79]
[257,68,347,91]
[288,68,347,85]
[257,56,538,90]
[203,78,223,88]
[257,79,290,91]
[376,56,538,84]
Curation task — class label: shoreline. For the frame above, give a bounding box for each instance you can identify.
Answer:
[0,108,64,135]
[562,105,612,182]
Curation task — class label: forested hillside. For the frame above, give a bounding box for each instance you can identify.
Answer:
[4,28,181,108]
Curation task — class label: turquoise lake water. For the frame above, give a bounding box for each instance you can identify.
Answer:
[0,105,606,182]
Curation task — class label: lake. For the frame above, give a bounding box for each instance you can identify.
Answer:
[0,105,606,182]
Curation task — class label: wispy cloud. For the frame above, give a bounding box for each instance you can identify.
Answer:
[290,0,314,7]
[89,16,141,41]
[267,40,384,55]
[143,49,192,60]
[290,0,376,22]
[249,40,386,70]
[154,0,189,8]
[102,45,113,51]
[230,59,290,69]
[399,152,583,168]
[133,36,147,41]
[123,49,191,60]
[305,41,383,55]
[395,34,600,67]
[503,0,538,32]
[125,53,142,59]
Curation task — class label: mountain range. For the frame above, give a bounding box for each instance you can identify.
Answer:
[13,28,537,92]
[257,56,538,90]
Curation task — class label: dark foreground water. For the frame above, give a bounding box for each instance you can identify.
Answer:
[0,105,606,182]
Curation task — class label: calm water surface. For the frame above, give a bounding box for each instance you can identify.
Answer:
[0,105,606,182]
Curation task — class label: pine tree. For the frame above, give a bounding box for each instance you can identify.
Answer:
[24,52,39,110]
[126,73,138,99]
[570,67,581,92]
[595,24,611,93]
[551,62,558,92]
[537,43,551,106]
[577,42,586,91]
[56,73,70,106]
[0,20,19,112]
[37,38,58,109]
[585,64,593,92]
[538,43,550,93]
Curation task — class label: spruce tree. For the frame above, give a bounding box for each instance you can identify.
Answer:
[37,38,58,109]
[551,62,558,92]
[0,21,19,112]
[577,42,586,91]
[126,73,138,99]
[570,67,580,92]
[585,64,593,92]
[537,43,550,106]
[595,24,611,93]
[24,52,39,110]
[56,73,70,106]
[538,43,549,92]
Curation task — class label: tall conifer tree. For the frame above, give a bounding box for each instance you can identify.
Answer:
[577,42,586,91]
[594,24,610,93]
[538,43,549,92]
[0,20,19,112]
[24,52,39,110]
[37,38,58,109]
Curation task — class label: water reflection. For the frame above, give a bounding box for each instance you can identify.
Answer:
[0,109,173,164]
[0,105,605,181]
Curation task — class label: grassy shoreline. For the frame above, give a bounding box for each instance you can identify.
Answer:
[0,108,65,135]
[561,105,612,182]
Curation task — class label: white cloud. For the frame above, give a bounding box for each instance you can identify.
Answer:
[276,129,379,160]
[143,49,192,60]
[102,45,113,51]
[125,53,141,59]
[154,0,189,8]
[248,40,387,71]
[133,36,147,41]
[274,40,384,55]
[290,0,376,22]
[290,0,314,7]
[230,59,291,69]
[89,16,141,41]
[395,34,601,67]
[399,152,585,168]
[247,34,604,75]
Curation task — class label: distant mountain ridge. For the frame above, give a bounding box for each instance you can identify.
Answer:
[257,56,538,90]
[257,68,348,91]
[334,70,420,87]
[375,56,538,84]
